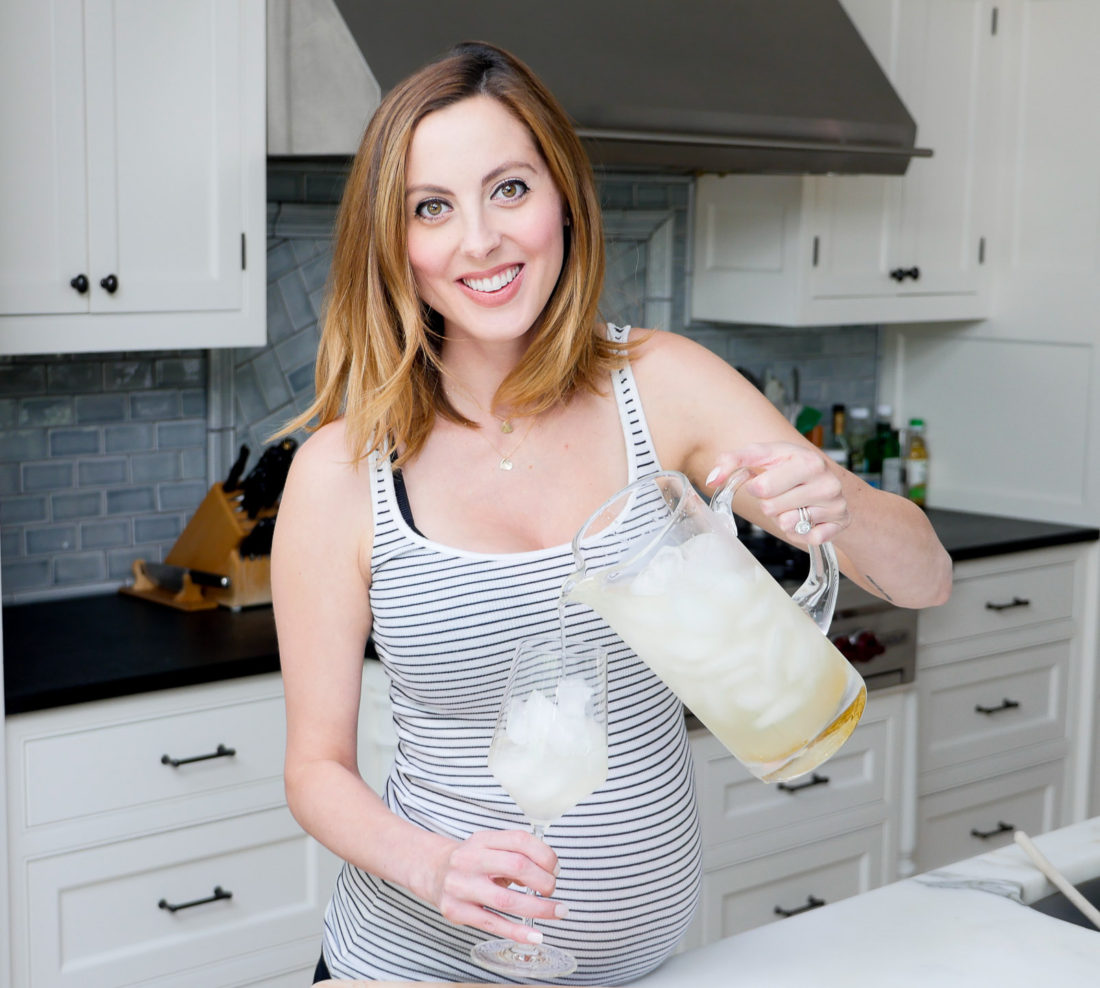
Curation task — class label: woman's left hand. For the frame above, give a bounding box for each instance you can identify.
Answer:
[706,441,850,545]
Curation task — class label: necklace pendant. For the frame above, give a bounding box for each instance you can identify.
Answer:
[500,420,514,434]
[499,456,514,471]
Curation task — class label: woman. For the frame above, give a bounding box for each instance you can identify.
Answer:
[272,41,952,984]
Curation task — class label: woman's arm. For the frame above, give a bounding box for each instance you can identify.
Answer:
[632,331,952,609]
[272,423,562,945]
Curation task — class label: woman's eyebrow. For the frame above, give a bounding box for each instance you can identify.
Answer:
[406,160,538,200]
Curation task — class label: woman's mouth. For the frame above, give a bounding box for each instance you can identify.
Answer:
[460,264,522,294]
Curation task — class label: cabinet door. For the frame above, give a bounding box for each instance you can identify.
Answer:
[810,0,905,300]
[0,0,89,315]
[817,0,996,302]
[915,761,1063,873]
[894,0,996,296]
[84,0,245,314]
[694,825,886,943]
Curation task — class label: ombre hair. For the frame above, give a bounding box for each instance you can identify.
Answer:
[281,40,627,465]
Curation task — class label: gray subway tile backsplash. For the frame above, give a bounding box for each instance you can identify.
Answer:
[49,428,101,456]
[26,525,77,555]
[75,393,127,423]
[1,163,879,603]
[23,462,74,492]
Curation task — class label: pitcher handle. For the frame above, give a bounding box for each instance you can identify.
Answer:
[710,469,840,634]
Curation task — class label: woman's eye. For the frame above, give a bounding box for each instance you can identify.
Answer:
[493,179,529,202]
[415,198,450,220]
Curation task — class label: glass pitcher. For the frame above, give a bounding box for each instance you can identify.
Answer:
[562,470,866,782]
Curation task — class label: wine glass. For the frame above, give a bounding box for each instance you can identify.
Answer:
[470,636,609,979]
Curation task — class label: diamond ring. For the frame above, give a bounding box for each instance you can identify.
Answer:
[795,507,812,536]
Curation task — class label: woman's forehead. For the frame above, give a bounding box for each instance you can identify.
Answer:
[406,96,543,185]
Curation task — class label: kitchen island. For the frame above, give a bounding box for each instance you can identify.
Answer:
[310,818,1100,987]
[634,816,1100,987]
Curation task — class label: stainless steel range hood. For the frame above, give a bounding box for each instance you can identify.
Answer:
[273,0,930,175]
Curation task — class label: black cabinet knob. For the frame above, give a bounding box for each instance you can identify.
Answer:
[889,266,921,282]
[70,274,89,294]
[99,273,119,293]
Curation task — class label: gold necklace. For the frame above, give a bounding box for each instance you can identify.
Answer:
[443,386,535,471]
[478,416,536,471]
[445,378,514,433]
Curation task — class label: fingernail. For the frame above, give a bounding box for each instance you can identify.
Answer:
[554,904,570,919]
[705,466,721,486]
[527,929,544,944]
[553,862,561,877]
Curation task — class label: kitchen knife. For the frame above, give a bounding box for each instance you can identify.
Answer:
[223,444,250,493]
[239,438,298,517]
[238,516,276,558]
[141,561,231,592]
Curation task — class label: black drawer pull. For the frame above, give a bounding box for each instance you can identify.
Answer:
[158,885,232,913]
[777,773,830,793]
[971,821,1014,840]
[975,698,1020,716]
[774,894,826,918]
[161,743,236,768]
[985,596,1030,612]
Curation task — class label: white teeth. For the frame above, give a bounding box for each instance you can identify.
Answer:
[462,265,520,293]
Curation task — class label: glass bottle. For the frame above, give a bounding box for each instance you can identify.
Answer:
[845,406,874,480]
[876,405,903,495]
[905,418,929,506]
[826,404,849,464]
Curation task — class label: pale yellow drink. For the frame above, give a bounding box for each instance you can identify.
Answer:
[565,532,863,781]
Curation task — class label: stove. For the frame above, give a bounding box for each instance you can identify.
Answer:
[740,528,917,692]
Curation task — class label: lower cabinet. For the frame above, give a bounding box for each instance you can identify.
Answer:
[22,809,328,988]
[690,824,887,947]
[915,761,1064,873]
[683,689,910,949]
[5,668,395,988]
[912,545,1089,872]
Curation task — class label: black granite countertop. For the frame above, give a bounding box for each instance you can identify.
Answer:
[2,593,282,714]
[3,508,1096,715]
[924,507,1098,561]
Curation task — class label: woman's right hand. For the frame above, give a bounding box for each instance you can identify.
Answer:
[429,828,567,944]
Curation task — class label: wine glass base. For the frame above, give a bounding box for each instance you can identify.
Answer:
[470,937,577,978]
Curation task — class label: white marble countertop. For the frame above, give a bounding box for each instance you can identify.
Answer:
[636,818,1100,987]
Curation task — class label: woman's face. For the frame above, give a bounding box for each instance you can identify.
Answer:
[404,95,566,349]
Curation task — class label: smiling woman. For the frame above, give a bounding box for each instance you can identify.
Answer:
[270,37,951,988]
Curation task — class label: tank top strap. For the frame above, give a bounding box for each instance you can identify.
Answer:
[605,323,661,481]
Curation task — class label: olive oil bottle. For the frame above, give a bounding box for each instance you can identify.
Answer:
[905,418,929,507]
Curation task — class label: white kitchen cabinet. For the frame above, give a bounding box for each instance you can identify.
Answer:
[683,689,911,949]
[690,0,1001,326]
[879,1,1100,529]
[689,824,887,946]
[0,0,266,355]
[4,668,392,988]
[913,545,1095,871]
[915,760,1063,872]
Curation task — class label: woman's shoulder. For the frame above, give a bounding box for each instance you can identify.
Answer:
[283,419,373,501]
[628,328,733,387]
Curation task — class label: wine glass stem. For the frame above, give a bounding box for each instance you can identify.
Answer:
[520,823,547,941]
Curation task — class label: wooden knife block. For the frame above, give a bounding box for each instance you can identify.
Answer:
[122,483,278,611]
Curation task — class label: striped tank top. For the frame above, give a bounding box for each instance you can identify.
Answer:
[322,326,702,984]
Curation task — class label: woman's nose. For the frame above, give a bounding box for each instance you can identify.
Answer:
[460,210,501,259]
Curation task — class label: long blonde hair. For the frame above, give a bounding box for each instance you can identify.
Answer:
[282,41,628,465]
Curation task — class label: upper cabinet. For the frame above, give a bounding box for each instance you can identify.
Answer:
[0,0,266,355]
[691,0,1004,326]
